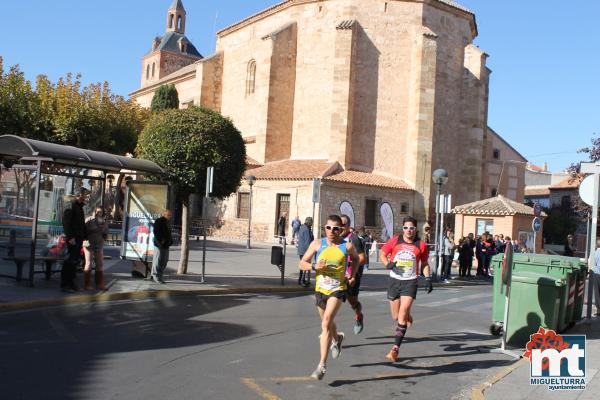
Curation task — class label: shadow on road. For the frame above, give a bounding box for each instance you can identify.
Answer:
[0,294,275,400]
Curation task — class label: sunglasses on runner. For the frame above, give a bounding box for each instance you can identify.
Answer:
[325,225,343,234]
[402,226,417,231]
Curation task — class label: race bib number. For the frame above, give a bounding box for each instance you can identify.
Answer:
[392,250,417,279]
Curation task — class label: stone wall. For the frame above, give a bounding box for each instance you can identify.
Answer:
[264,23,297,162]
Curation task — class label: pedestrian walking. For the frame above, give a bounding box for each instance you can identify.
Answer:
[151,210,173,284]
[380,216,433,362]
[340,215,366,335]
[291,216,301,245]
[61,188,89,293]
[299,215,360,380]
[297,217,314,287]
[83,207,108,291]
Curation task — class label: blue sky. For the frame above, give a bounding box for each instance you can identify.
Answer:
[1,0,598,171]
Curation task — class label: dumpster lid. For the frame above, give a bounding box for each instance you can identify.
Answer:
[512,253,585,268]
[511,271,564,286]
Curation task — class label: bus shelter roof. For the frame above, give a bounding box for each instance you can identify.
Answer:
[0,135,163,175]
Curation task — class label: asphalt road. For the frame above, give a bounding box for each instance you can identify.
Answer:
[0,282,516,400]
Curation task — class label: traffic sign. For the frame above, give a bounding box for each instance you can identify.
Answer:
[532,217,542,233]
[579,174,595,206]
[533,203,541,217]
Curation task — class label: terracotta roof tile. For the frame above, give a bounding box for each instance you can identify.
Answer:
[549,176,581,190]
[524,186,550,197]
[245,156,263,168]
[324,170,413,191]
[452,195,544,216]
[248,159,339,180]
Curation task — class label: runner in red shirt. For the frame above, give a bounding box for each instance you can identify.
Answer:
[380,216,433,362]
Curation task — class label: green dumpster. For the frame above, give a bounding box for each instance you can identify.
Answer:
[510,254,583,331]
[506,272,565,347]
[490,254,505,332]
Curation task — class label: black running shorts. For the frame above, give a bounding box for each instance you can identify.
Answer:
[387,278,418,300]
[315,291,347,308]
[347,266,364,297]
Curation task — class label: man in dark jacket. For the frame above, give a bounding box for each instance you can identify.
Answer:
[61,188,89,292]
[151,210,173,284]
[297,217,314,287]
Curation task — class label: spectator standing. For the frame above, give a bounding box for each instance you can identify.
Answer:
[61,188,89,293]
[564,234,576,257]
[151,210,173,284]
[441,229,454,282]
[458,236,473,277]
[278,212,287,244]
[297,217,314,287]
[83,207,109,290]
[475,235,484,276]
[291,216,301,245]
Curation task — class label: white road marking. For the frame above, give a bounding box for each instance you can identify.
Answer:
[418,292,491,308]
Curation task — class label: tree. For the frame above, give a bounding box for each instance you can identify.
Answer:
[0,57,46,140]
[150,84,179,113]
[136,107,246,274]
[0,58,148,154]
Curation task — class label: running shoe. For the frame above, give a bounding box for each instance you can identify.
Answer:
[331,332,344,359]
[310,364,326,380]
[386,345,399,362]
[354,313,364,335]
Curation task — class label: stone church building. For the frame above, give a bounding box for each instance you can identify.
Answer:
[130,0,526,240]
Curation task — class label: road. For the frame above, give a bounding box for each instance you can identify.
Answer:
[0,282,515,400]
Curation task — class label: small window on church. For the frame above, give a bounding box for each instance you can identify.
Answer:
[177,16,182,31]
[146,64,150,80]
[169,14,174,29]
[246,60,256,96]
[493,149,500,159]
[152,62,156,78]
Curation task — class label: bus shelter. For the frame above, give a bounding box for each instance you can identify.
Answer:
[0,135,163,286]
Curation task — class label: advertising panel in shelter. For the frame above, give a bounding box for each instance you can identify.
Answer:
[121,182,169,263]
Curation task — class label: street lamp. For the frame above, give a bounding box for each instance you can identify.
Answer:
[245,175,256,249]
[432,169,449,281]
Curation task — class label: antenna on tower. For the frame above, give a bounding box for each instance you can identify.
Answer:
[213,10,219,53]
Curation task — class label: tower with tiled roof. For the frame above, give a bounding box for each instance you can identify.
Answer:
[140,0,202,88]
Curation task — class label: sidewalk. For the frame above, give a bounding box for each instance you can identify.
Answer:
[0,237,490,311]
[479,315,600,400]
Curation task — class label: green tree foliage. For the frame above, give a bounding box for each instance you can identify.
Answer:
[150,84,179,113]
[541,202,579,245]
[136,107,246,273]
[0,58,46,140]
[0,57,148,154]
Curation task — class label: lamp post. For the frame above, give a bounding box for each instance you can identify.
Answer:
[245,175,256,249]
[432,169,449,281]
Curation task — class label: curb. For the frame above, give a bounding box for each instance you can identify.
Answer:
[471,357,528,400]
[0,286,313,313]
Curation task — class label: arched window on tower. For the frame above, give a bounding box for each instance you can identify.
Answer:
[246,60,256,96]
[169,14,174,29]
[146,64,150,80]
[177,16,182,31]
[152,62,156,78]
